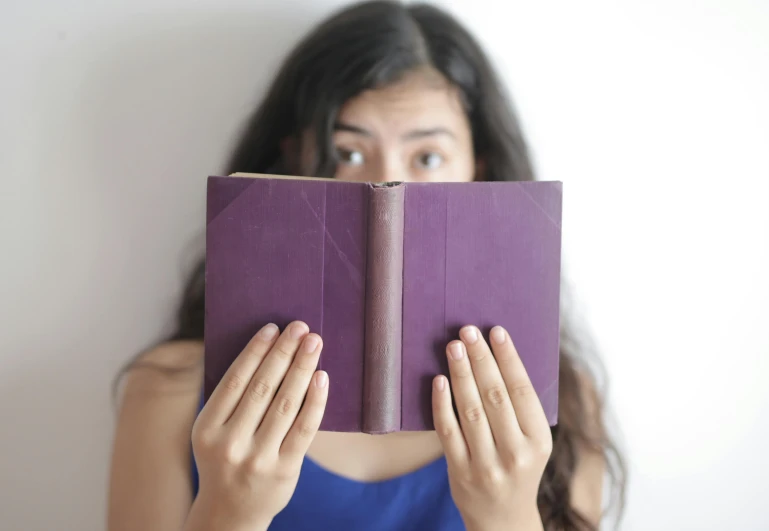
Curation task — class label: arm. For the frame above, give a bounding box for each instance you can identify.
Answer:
[107,341,204,531]
[568,373,608,527]
[569,443,606,526]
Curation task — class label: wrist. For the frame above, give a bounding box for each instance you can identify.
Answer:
[183,494,272,531]
[463,508,543,531]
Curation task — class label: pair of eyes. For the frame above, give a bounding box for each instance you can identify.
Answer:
[336,147,445,170]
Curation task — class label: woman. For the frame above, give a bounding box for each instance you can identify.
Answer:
[108,2,626,530]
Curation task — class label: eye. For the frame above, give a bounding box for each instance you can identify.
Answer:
[337,147,364,166]
[415,152,444,170]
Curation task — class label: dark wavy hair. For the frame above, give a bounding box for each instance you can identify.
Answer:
[118,1,627,529]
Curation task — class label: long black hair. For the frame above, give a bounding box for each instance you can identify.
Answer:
[121,2,627,529]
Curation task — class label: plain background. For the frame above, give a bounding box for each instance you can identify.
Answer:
[2,0,768,529]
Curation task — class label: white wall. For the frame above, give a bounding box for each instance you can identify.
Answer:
[2,1,767,530]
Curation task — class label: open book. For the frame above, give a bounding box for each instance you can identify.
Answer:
[204,173,562,433]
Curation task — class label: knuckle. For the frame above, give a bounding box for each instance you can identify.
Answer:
[223,373,244,392]
[479,464,505,486]
[191,426,216,451]
[245,454,271,475]
[438,423,454,439]
[214,438,243,466]
[274,461,300,481]
[536,437,553,457]
[296,421,317,439]
[248,379,272,401]
[272,458,302,483]
[506,451,529,470]
[469,349,488,363]
[222,448,240,466]
[293,357,317,374]
[455,366,475,380]
[462,404,485,424]
[509,383,535,398]
[275,395,296,416]
[272,343,295,360]
[454,467,474,485]
[485,385,508,408]
[507,444,548,469]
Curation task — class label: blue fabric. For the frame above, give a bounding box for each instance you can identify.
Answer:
[190,396,464,530]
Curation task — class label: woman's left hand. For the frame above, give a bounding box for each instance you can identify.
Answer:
[433,325,552,531]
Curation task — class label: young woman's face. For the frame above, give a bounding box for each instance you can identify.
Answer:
[299,69,479,183]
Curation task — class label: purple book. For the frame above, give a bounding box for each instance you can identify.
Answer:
[205,173,562,434]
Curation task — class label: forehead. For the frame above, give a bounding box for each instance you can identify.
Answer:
[337,70,470,134]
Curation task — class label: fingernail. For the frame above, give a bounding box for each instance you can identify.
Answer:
[434,375,446,391]
[291,321,309,340]
[315,371,328,388]
[303,334,319,353]
[448,342,464,360]
[460,326,478,344]
[260,323,278,340]
[490,326,506,345]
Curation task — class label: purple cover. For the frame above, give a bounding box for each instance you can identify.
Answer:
[205,175,562,432]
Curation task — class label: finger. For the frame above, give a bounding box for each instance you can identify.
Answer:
[255,333,323,452]
[198,322,280,427]
[446,339,496,463]
[280,370,329,463]
[460,325,521,444]
[490,326,549,437]
[432,375,468,467]
[226,321,310,436]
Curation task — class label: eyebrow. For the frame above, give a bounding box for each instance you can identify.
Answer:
[333,121,456,140]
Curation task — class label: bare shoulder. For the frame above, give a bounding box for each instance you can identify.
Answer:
[122,340,204,394]
[108,340,204,531]
[568,369,609,526]
[138,339,205,366]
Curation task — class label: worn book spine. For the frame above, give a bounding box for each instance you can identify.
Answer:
[362,183,405,434]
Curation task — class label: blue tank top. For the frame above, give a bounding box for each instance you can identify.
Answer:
[190,396,465,530]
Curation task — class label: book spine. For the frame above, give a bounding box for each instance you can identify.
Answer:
[362,183,405,434]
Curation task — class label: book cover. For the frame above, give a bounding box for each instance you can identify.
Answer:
[204,173,562,433]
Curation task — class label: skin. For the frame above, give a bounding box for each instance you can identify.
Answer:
[299,68,479,184]
[107,70,605,531]
[436,327,551,531]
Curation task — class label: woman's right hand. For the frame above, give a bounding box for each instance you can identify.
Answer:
[183,321,328,531]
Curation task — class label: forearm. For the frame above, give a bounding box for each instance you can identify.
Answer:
[182,496,272,531]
